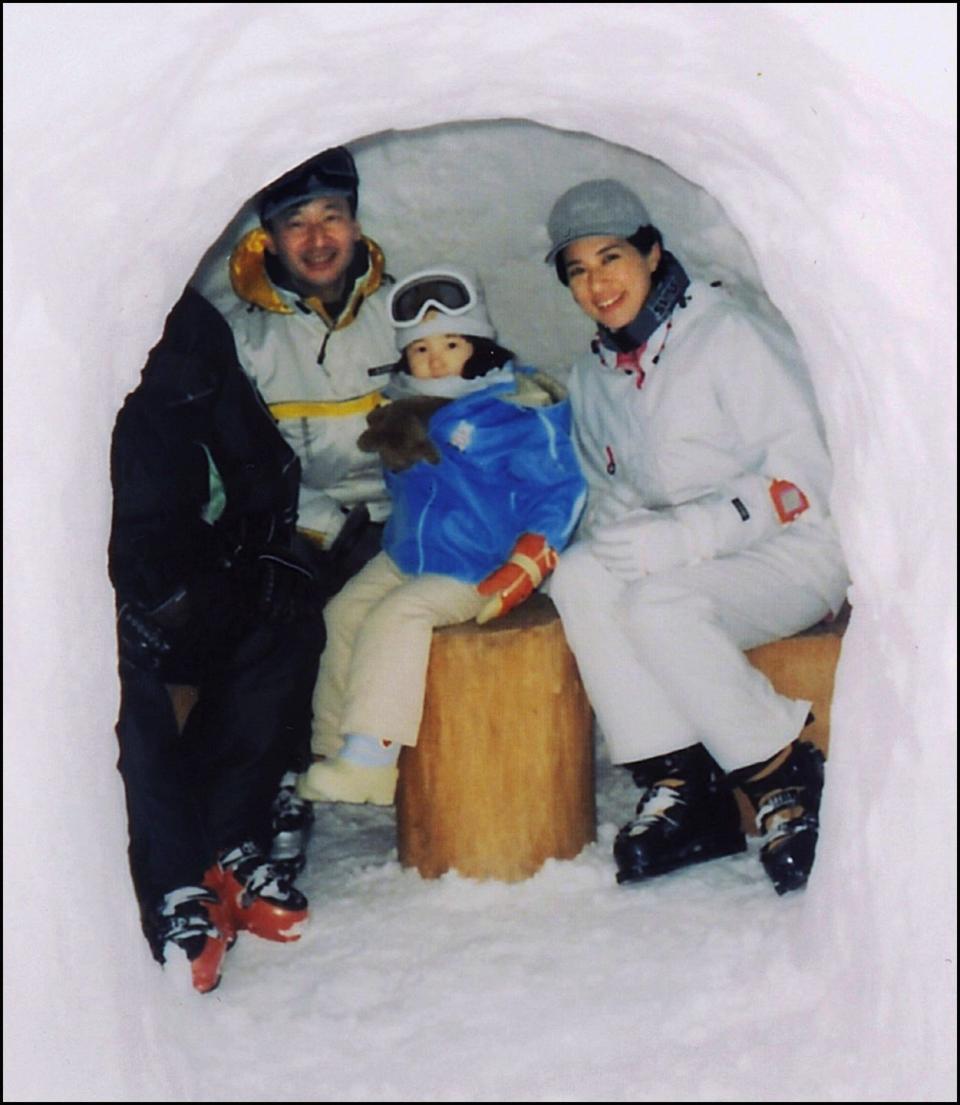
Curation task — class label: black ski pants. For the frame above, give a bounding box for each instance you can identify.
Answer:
[115,614,323,939]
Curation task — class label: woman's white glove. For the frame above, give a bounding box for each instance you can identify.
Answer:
[590,511,698,580]
[589,475,811,581]
[583,490,637,535]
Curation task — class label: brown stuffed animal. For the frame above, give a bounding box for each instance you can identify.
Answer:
[357,396,451,472]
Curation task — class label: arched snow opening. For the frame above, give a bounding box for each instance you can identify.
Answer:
[192,120,812,388]
[4,5,955,1101]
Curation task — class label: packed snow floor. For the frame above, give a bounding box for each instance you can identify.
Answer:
[146,733,869,1103]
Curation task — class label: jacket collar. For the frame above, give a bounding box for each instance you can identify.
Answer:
[229,227,386,329]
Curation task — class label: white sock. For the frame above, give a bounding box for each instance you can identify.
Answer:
[338,733,401,767]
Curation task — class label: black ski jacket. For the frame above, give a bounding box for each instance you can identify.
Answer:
[109,288,301,664]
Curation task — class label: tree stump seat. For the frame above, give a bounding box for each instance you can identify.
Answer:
[395,592,595,883]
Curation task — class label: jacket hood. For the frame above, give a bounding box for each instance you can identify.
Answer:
[229,227,387,328]
[138,287,236,408]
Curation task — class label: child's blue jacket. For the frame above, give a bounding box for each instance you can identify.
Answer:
[382,370,587,583]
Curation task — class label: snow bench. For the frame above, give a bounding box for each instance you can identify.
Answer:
[395,594,849,882]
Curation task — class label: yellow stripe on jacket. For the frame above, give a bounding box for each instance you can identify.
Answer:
[269,392,387,421]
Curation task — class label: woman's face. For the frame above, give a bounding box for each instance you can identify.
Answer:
[563,235,662,331]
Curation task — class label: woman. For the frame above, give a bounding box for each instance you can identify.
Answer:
[544,179,849,894]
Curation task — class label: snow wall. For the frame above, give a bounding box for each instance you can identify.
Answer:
[4,4,956,1101]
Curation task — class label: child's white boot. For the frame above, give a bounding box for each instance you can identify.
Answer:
[297,733,400,806]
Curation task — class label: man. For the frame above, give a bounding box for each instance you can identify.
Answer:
[223,146,398,863]
[225,145,396,559]
[110,288,324,992]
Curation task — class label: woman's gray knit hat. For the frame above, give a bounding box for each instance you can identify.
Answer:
[545,179,652,262]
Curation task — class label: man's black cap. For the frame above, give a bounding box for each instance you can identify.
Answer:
[258,146,359,224]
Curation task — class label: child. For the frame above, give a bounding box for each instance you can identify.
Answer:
[297,266,587,805]
[543,180,849,895]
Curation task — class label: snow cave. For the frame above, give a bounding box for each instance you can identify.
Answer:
[4,5,955,1102]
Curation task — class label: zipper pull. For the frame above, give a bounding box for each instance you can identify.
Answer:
[317,331,331,365]
[605,446,617,476]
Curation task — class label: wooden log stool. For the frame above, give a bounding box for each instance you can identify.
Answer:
[395,592,596,882]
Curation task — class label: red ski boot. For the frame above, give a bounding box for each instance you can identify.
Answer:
[202,864,237,948]
[153,885,231,993]
[218,842,309,943]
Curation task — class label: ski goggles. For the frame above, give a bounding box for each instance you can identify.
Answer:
[388,270,480,329]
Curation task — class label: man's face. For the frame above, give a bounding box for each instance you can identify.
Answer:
[264,195,361,302]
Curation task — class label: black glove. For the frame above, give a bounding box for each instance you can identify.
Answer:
[116,588,189,671]
[255,542,318,624]
[328,504,372,562]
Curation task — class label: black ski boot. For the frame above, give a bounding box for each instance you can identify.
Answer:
[732,739,826,895]
[269,770,314,875]
[614,743,746,885]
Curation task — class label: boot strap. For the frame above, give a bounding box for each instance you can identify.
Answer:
[755,786,815,839]
[626,783,686,836]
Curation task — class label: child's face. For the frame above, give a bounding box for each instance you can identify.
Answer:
[405,332,474,379]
